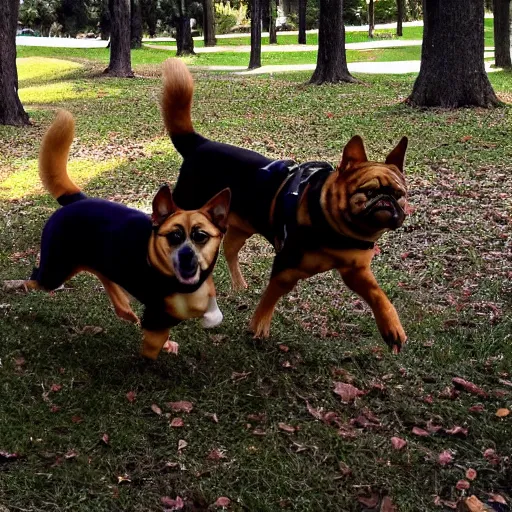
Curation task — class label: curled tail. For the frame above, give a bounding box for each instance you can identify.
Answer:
[39,110,85,205]
[161,58,206,157]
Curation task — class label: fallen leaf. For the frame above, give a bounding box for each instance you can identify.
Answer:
[445,426,468,436]
[456,479,470,490]
[205,412,219,423]
[126,391,136,402]
[426,420,442,433]
[306,401,323,420]
[357,492,380,508]
[483,448,500,465]
[412,426,430,437]
[333,382,365,402]
[252,428,266,436]
[247,413,266,423]
[168,401,193,413]
[50,384,62,393]
[117,474,131,484]
[380,495,397,512]
[278,423,297,433]
[101,433,110,445]
[71,415,83,424]
[64,450,78,459]
[81,325,103,335]
[391,436,407,450]
[207,449,226,460]
[438,450,453,465]
[161,496,184,510]
[465,468,477,480]
[338,461,351,477]
[151,404,162,416]
[177,439,188,452]
[468,404,485,413]
[231,371,251,381]
[278,344,289,352]
[214,497,231,508]
[170,418,184,428]
[452,377,488,398]
[496,408,510,417]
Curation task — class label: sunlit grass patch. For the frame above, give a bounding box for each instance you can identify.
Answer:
[19,81,100,105]
[17,57,84,85]
[0,158,122,200]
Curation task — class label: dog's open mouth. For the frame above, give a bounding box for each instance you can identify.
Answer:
[361,194,405,230]
[365,194,399,214]
[175,266,200,285]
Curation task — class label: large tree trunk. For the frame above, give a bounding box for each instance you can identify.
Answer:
[298,0,307,44]
[131,0,143,49]
[203,0,216,47]
[106,0,134,77]
[310,0,355,84]
[269,0,277,44]
[493,0,512,68]
[142,0,157,38]
[396,0,404,36]
[0,0,30,126]
[368,0,375,38]
[249,0,262,69]
[407,0,499,108]
[176,0,195,56]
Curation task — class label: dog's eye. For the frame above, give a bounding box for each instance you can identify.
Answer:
[364,188,377,198]
[167,230,185,246]
[191,230,210,245]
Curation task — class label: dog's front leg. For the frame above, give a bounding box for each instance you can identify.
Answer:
[141,327,171,360]
[250,268,303,338]
[339,266,407,353]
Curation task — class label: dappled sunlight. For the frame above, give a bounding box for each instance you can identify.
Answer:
[0,157,122,200]
[17,57,83,85]
[20,81,98,105]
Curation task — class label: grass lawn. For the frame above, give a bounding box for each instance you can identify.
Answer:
[0,53,511,511]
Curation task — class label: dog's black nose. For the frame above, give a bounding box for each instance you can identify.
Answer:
[178,246,198,272]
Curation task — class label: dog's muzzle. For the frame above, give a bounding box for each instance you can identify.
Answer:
[362,194,406,230]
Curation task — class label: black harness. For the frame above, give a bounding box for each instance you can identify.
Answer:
[269,161,375,275]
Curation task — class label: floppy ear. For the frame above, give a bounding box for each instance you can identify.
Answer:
[201,188,231,232]
[385,136,408,173]
[338,135,368,172]
[152,184,178,225]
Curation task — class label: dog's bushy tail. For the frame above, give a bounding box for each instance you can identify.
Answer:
[162,58,204,157]
[39,110,84,205]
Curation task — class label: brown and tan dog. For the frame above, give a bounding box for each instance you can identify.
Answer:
[4,110,231,359]
[161,58,409,353]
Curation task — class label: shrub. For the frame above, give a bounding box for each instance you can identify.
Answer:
[214,2,248,34]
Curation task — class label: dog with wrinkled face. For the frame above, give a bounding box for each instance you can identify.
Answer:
[159,58,410,353]
[3,110,231,360]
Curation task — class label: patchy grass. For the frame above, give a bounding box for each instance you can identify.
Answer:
[0,52,511,512]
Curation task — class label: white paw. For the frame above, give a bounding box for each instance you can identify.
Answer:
[201,305,223,329]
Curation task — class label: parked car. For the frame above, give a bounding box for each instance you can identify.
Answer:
[17,28,41,37]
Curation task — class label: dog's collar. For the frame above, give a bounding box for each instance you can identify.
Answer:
[272,161,375,253]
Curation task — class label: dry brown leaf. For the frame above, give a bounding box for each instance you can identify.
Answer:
[438,450,453,465]
[445,425,468,436]
[306,401,324,420]
[161,496,184,510]
[456,479,470,490]
[333,382,365,402]
[126,391,136,403]
[170,418,184,428]
[207,449,226,460]
[465,468,477,481]
[496,408,510,417]
[101,433,110,445]
[162,340,179,355]
[452,377,488,398]
[357,492,380,508]
[50,384,62,393]
[231,371,251,381]
[177,439,188,452]
[380,495,397,512]
[391,436,407,450]
[117,474,131,484]
[151,404,162,416]
[278,423,297,433]
[168,401,193,413]
[214,497,231,508]
[412,426,430,437]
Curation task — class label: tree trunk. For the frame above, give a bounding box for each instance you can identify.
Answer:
[131,0,142,49]
[269,0,277,44]
[203,0,216,47]
[249,0,262,69]
[310,0,355,84]
[176,0,195,56]
[106,0,134,77]
[298,0,307,44]
[0,0,30,126]
[408,0,499,107]
[368,0,375,38]
[396,0,404,36]
[493,0,512,68]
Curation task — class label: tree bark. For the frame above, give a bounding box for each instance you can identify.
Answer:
[131,0,143,49]
[0,0,30,126]
[269,0,277,44]
[408,0,499,108]
[249,0,262,69]
[493,0,512,68]
[106,0,134,77]
[298,0,307,44]
[310,0,354,84]
[203,0,216,47]
[368,0,375,38]
[176,0,195,55]
[396,0,404,36]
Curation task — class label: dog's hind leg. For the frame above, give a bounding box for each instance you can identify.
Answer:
[223,218,254,291]
[250,268,304,338]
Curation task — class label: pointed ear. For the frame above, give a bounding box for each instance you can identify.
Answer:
[338,135,368,172]
[385,136,408,173]
[152,184,178,225]
[201,188,231,232]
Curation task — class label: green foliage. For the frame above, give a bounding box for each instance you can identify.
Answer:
[214,1,247,34]
[18,0,59,36]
